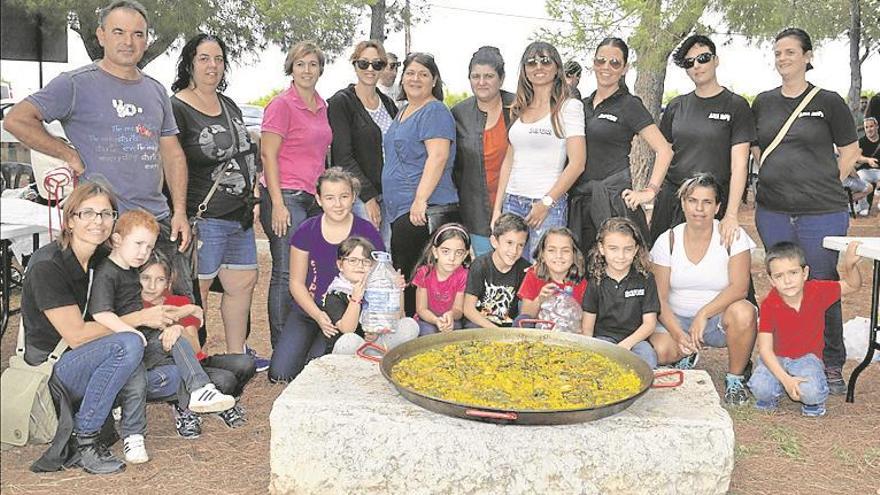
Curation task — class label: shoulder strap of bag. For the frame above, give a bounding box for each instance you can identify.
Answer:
[760,86,821,166]
[195,97,239,220]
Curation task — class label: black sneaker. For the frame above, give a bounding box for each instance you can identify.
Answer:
[245,346,270,373]
[173,404,202,439]
[75,432,126,475]
[825,367,846,396]
[217,403,247,429]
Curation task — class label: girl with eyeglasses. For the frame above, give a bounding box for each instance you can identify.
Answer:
[491,41,586,262]
[328,40,399,249]
[751,28,860,395]
[568,37,672,253]
[648,34,756,248]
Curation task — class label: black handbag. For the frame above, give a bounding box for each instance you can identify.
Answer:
[425,203,461,234]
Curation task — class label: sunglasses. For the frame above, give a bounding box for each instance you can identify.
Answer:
[388,62,401,70]
[682,52,715,69]
[593,56,624,70]
[525,56,554,68]
[353,59,388,71]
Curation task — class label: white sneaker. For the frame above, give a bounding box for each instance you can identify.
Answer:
[189,384,235,414]
[112,406,122,421]
[858,208,869,217]
[123,434,149,464]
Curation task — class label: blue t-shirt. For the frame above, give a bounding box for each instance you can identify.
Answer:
[382,100,458,223]
[289,215,385,304]
[27,63,179,217]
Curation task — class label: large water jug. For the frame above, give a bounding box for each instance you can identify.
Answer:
[360,251,401,334]
[538,286,582,333]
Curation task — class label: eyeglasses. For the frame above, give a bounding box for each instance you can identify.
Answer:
[593,56,624,70]
[342,257,374,268]
[525,56,554,68]
[388,62,401,70]
[353,59,388,71]
[682,52,715,69]
[72,209,118,222]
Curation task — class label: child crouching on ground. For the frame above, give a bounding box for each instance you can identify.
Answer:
[412,223,471,335]
[749,241,862,417]
[326,237,419,354]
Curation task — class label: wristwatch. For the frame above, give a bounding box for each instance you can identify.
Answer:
[541,195,554,207]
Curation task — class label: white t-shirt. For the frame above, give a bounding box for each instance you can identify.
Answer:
[650,220,755,317]
[506,98,585,199]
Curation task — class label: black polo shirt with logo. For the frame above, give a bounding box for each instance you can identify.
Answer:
[752,84,858,214]
[580,86,655,182]
[22,242,108,365]
[660,88,756,187]
[582,268,659,342]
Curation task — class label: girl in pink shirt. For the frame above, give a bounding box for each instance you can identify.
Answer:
[411,224,472,335]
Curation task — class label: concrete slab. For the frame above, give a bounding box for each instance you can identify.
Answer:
[270,355,734,495]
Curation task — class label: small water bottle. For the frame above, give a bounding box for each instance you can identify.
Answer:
[538,286,582,333]
[360,251,401,334]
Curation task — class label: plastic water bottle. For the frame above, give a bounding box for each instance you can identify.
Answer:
[360,251,401,334]
[538,286,582,333]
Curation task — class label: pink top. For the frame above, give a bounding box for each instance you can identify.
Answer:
[260,84,332,195]
[412,265,469,317]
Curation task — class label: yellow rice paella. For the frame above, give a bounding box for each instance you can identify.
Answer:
[390,340,643,411]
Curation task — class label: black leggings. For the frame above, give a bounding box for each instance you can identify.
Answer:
[391,214,430,316]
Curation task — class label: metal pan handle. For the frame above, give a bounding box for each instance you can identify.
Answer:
[651,369,684,388]
[465,409,518,421]
[515,319,556,330]
[356,341,386,363]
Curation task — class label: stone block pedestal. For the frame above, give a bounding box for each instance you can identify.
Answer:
[270,356,734,494]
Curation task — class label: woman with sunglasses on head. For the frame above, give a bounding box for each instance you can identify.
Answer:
[452,46,515,256]
[259,41,332,353]
[648,34,756,247]
[568,37,673,253]
[751,28,860,395]
[382,52,459,313]
[491,41,586,261]
[328,40,398,248]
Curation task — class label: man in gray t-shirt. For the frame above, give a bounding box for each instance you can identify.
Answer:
[5,0,192,294]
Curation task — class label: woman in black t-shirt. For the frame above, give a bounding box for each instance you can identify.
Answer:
[569,37,673,253]
[650,34,756,245]
[751,28,860,394]
[170,34,259,360]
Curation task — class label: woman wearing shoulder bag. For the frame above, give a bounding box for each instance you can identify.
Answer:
[751,28,860,395]
[170,34,261,364]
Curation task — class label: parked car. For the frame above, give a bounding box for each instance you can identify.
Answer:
[239,104,263,134]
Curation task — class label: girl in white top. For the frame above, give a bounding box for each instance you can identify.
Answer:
[649,173,758,405]
[491,41,586,260]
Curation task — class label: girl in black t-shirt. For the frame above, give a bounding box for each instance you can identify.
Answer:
[751,28,860,395]
[569,37,673,253]
[650,34,756,246]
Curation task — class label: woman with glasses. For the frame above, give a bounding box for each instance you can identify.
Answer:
[751,28,860,395]
[491,41,586,261]
[382,52,459,313]
[20,182,178,474]
[259,41,332,353]
[649,34,756,247]
[268,168,384,383]
[170,34,260,361]
[569,37,673,253]
[451,46,515,256]
[328,40,398,248]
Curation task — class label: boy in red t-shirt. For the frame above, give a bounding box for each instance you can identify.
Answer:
[748,241,862,417]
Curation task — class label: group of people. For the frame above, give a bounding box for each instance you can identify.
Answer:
[2,0,872,476]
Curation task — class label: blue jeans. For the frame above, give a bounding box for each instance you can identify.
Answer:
[115,364,181,437]
[259,187,320,350]
[755,207,848,369]
[595,335,658,369]
[52,333,144,436]
[748,354,829,408]
[353,197,392,249]
[196,218,258,279]
[502,193,568,262]
[268,305,329,382]
[417,318,463,336]
[470,234,492,257]
[656,313,728,348]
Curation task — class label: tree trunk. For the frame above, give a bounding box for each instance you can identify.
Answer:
[404,0,412,54]
[629,65,667,189]
[370,0,387,41]
[848,0,862,111]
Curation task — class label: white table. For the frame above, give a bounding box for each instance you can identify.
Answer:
[1,223,49,334]
[822,236,880,402]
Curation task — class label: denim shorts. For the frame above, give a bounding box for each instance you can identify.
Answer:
[655,313,727,348]
[196,217,258,279]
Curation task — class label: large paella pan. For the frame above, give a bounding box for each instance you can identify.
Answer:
[380,328,681,425]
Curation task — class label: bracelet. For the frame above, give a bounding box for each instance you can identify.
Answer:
[349,297,362,305]
[645,183,661,195]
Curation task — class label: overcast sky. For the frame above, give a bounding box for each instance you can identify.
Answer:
[1,0,877,104]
